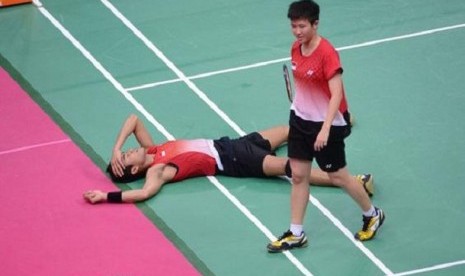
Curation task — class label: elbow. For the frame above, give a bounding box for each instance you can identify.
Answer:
[141,190,151,200]
[128,113,139,122]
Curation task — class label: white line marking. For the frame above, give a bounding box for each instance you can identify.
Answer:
[100,0,246,137]
[337,23,465,51]
[209,176,313,275]
[127,57,290,92]
[311,197,393,275]
[0,139,71,156]
[32,0,173,142]
[127,78,183,91]
[33,1,312,274]
[393,259,465,276]
[126,22,465,92]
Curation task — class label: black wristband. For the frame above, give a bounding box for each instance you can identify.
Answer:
[107,191,123,203]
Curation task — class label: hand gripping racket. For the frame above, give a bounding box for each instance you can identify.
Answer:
[282,64,294,103]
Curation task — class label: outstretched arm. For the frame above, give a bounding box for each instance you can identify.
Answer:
[84,164,176,204]
[111,114,155,176]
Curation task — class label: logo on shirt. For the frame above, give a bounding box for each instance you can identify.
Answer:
[291,61,297,70]
[306,69,314,76]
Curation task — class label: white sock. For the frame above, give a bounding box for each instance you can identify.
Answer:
[290,224,303,236]
[363,205,376,217]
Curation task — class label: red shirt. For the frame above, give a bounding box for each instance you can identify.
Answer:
[290,37,348,126]
[147,139,217,182]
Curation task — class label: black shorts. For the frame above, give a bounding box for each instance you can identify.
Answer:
[213,132,273,177]
[288,110,351,172]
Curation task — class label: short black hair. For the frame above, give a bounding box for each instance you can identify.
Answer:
[288,0,320,24]
[106,164,145,183]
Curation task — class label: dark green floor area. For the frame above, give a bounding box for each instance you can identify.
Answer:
[1,0,465,275]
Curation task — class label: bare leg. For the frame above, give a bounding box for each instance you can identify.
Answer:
[328,167,371,212]
[308,168,333,186]
[262,155,334,186]
[258,127,370,189]
[290,158,311,225]
[257,126,289,150]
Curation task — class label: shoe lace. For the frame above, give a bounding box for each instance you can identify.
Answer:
[361,216,372,231]
[278,230,293,240]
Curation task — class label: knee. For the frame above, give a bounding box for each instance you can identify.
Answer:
[289,161,311,184]
[291,173,308,185]
[328,173,349,187]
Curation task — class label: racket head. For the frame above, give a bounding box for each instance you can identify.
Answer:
[282,64,294,103]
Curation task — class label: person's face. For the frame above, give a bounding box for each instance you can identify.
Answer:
[122,147,146,167]
[290,18,318,44]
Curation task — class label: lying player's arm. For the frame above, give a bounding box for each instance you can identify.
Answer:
[83,164,176,204]
[118,164,174,202]
[111,114,155,176]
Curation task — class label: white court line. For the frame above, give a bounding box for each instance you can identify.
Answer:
[310,197,392,274]
[103,1,393,275]
[100,0,246,137]
[208,176,313,275]
[33,1,312,275]
[393,259,465,276]
[126,22,465,92]
[0,139,71,156]
[127,57,290,91]
[32,1,173,142]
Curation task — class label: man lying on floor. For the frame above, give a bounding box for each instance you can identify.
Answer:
[83,114,373,204]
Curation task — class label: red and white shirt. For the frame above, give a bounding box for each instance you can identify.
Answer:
[290,37,348,126]
[147,139,221,182]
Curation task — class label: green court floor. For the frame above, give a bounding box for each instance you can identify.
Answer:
[1,0,465,275]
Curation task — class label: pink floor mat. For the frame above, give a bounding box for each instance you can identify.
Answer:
[0,67,200,276]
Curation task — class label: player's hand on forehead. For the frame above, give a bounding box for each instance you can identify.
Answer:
[121,151,127,165]
[111,149,126,177]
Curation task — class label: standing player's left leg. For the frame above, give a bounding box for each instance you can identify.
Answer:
[328,167,384,241]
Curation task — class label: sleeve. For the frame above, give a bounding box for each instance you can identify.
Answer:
[323,43,343,80]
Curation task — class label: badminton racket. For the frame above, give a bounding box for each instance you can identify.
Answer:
[282,64,294,103]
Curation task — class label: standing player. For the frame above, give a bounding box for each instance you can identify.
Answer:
[267,0,385,253]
